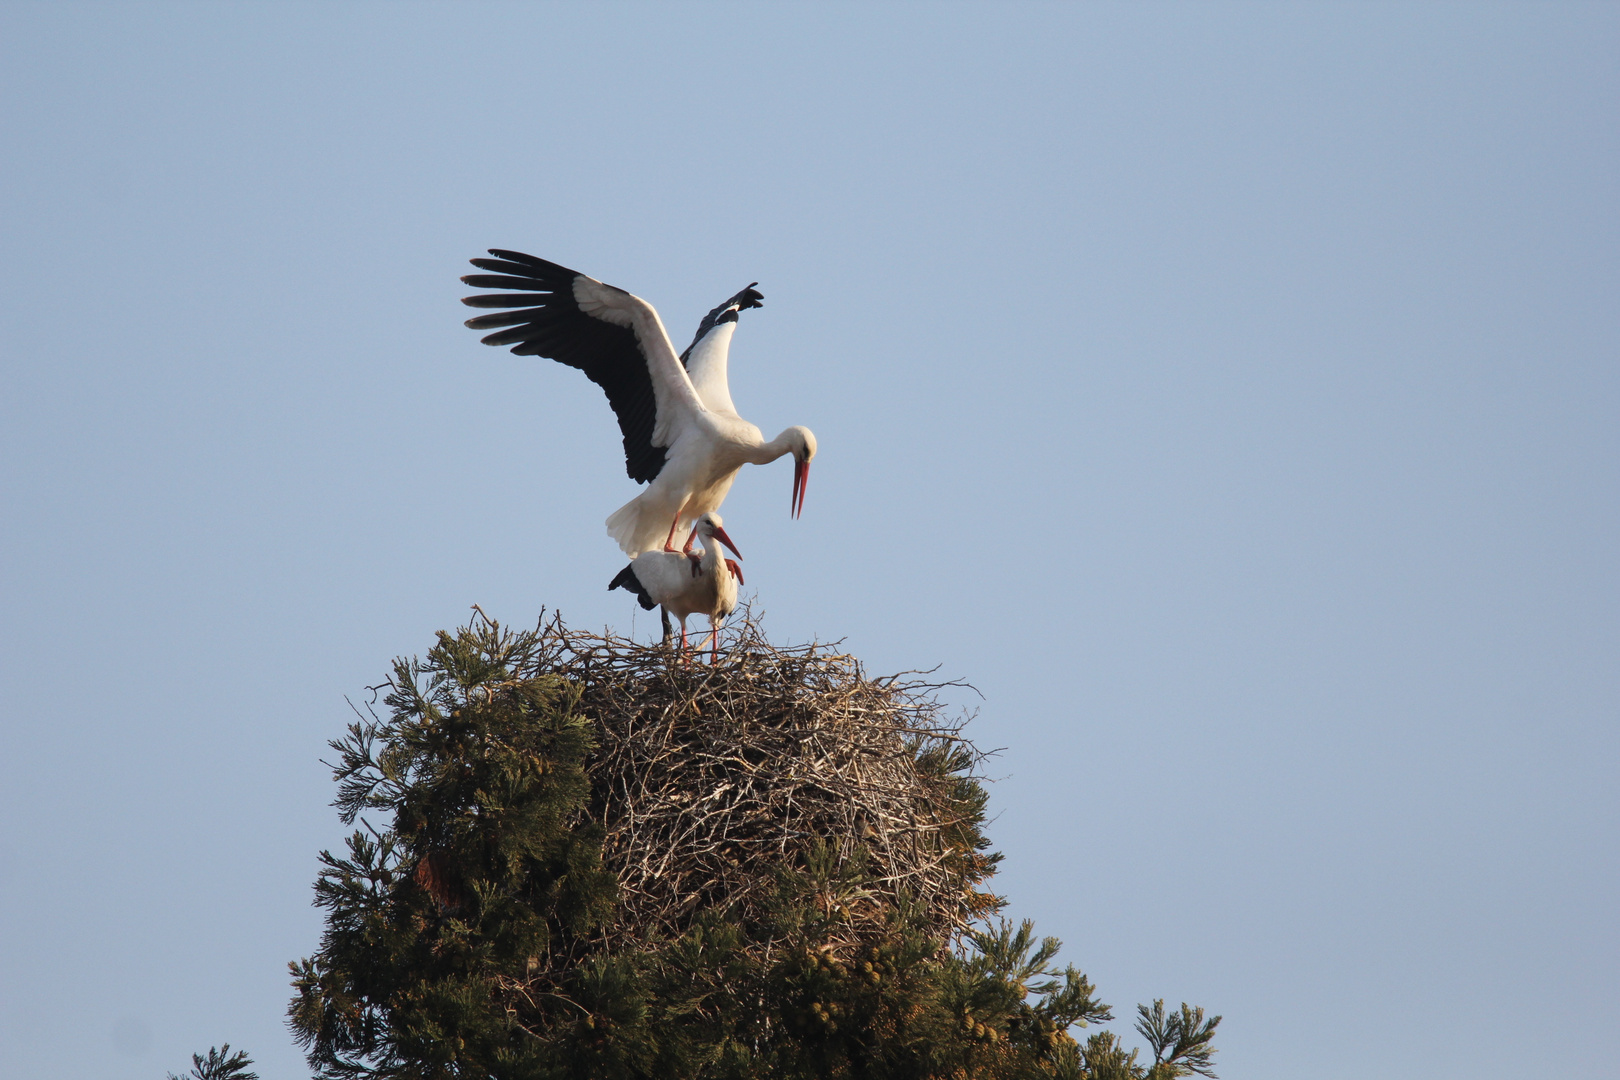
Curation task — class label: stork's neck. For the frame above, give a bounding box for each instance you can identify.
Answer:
[744,429,798,466]
[699,537,725,574]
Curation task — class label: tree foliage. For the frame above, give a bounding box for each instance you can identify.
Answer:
[167,1045,258,1080]
[287,614,1219,1079]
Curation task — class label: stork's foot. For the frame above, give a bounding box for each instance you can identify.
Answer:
[687,551,704,577]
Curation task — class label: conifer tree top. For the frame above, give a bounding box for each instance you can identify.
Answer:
[290,610,1219,1080]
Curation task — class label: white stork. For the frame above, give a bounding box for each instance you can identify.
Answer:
[461,250,817,555]
[608,512,744,660]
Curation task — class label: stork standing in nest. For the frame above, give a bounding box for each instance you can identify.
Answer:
[609,512,743,660]
[461,250,817,556]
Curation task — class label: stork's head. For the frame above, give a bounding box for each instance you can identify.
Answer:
[787,426,817,519]
[697,512,742,560]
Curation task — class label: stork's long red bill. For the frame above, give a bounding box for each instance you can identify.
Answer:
[792,458,810,519]
[710,524,743,561]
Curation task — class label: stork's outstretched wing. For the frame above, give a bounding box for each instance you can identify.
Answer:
[680,284,763,362]
[461,250,702,483]
[680,284,763,416]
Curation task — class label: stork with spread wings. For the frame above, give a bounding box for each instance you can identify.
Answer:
[462,250,816,556]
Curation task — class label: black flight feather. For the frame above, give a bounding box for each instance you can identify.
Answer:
[468,257,549,276]
[463,309,546,331]
[461,292,564,308]
[608,564,657,610]
[459,274,554,291]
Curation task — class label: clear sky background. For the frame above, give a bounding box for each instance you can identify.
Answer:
[2,3,1616,1078]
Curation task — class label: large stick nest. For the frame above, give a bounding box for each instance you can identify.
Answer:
[524,609,1001,958]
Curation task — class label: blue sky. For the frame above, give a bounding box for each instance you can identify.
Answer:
[1,3,1616,1078]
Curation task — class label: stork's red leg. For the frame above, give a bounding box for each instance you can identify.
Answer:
[683,525,703,576]
[662,512,683,553]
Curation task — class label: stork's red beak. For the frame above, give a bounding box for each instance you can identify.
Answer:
[791,458,810,519]
[710,525,742,560]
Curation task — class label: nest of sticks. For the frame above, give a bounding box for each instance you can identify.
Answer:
[523,609,1000,960]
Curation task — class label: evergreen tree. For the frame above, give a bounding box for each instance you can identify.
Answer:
[167,1045,258,1080]
[288,614,1219,1079]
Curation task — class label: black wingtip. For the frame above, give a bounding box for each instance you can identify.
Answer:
[681,283,767,358]
[608,563,657,610]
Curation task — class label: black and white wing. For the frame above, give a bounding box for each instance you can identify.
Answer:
[607,563,657,610]
[681,284,763,416]
[461,250,702,484]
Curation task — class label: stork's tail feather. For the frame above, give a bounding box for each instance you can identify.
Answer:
[608,564,657,610]
[606,499,641,556]
[607,492,679,557]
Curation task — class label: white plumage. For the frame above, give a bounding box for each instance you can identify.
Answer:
[603,415,815,557]
[609,512,744,660]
